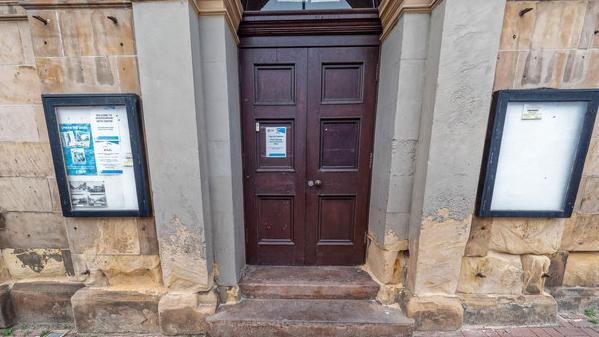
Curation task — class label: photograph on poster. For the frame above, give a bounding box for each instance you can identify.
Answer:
[70,181,107,208]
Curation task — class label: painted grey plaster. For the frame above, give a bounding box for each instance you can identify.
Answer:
[410,0,506,224]
[369,13,429,247]
[409,1,445,242]
[198,15,245,286]
[406,0,505,295]
[133,0,214,290]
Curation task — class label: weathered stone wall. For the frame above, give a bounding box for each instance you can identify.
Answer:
[29,1,162,289]
[0,1,70,281]
[0,0,162,289]
[0,0,239,332]
[0,0,168,330]
[460,0,599,318]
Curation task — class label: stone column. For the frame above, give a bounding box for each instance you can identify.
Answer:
[133,0,242,334]
[134,0,213,294]
[196,9,245,291]
[368,9,430,291]
[133,1,214,335]
[404,0,506,330]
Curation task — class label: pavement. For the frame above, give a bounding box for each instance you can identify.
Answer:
[415,313,599,337]
[2,313,598,337]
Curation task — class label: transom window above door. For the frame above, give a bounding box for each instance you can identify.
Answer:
[242,0,378,11]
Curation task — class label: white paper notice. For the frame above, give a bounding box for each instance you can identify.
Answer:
[265,127,287,158]
[522,104,543,120]
[91,108,123,174]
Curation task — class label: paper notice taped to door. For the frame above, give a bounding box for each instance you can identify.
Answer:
[265,127,287,158]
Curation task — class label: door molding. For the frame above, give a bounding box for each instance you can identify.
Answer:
[239,9,382,37]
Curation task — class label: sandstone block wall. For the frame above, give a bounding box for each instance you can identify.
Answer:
[460,0,599,311]
[0,1,70,281]
[0,0,162,291]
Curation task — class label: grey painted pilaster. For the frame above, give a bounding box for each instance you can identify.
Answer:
[406,0,506,296]
[133,0,214,291]
[369,13,430,248]
[198,16,245,286]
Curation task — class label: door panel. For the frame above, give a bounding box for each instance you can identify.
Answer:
[241,48,308,265]
[241,46,378,266]
[305,47,378,265]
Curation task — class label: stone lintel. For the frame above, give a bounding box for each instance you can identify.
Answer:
[378,0,440,41]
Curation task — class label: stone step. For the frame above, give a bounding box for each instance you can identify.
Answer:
[206,299,414,337]
[239,265,380,300]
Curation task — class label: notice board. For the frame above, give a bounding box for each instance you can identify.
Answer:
[477,89,599,218]
[43,94,151,217]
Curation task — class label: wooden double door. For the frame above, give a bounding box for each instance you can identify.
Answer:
[241,46,379,265]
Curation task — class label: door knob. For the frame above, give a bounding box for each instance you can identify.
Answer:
[307,180,314,187]
[314,179,322,187]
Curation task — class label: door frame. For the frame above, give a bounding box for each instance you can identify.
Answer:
[239,9,382,48]
[238,9,382,266]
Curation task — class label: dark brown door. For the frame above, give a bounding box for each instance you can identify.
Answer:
[241,46,378,265]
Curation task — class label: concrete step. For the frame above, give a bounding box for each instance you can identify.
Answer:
[239,265,379,300]
[206,298,414,337]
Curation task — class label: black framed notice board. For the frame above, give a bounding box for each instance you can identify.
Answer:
[477,88,599,218]
[42,94,152,217]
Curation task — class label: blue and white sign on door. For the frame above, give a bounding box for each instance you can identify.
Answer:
[265,127,287,158]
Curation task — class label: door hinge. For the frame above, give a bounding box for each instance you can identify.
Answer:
[369,152,373,170]
[255,122,260,132]
[375,62,380,82]
[364,233,368,245]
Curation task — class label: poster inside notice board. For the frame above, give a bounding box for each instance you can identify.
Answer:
[43,94,151,217]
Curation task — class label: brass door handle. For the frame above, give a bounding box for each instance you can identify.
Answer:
[314,179,322,187]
